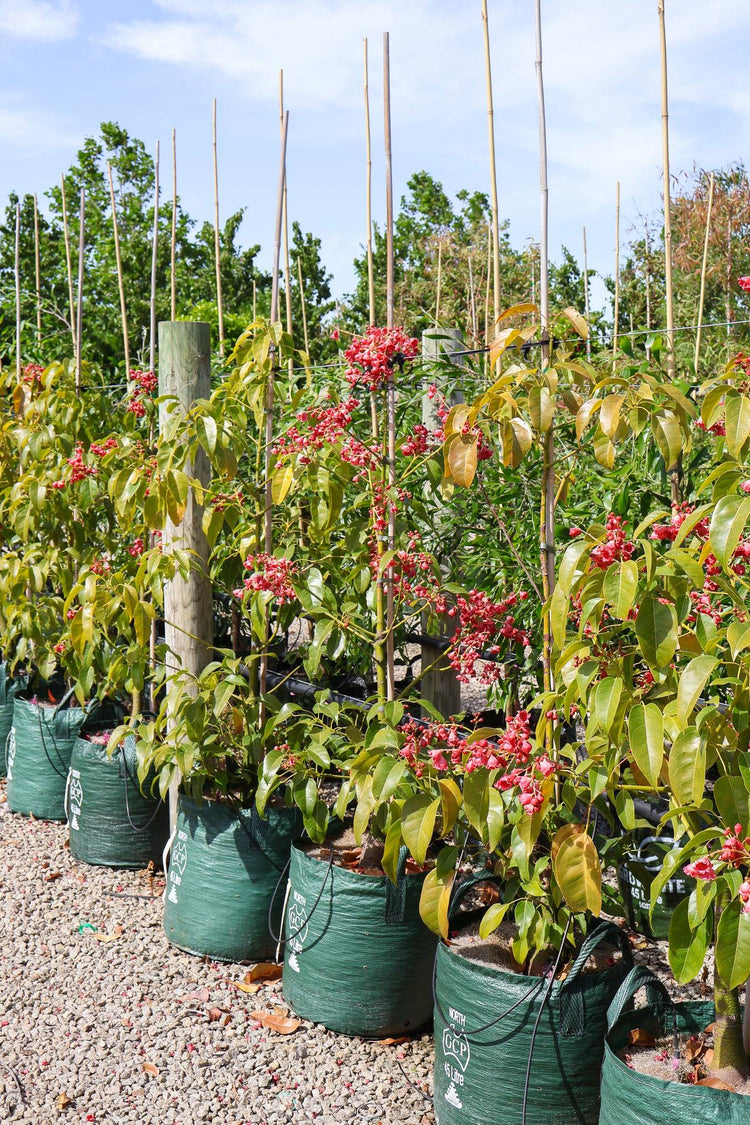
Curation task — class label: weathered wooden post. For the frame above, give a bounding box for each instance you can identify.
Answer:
[420,328,464,718]
[158,321,213,830]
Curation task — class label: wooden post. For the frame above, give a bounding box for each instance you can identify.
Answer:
[212,99,225,358]
[33,194,41,344]
[149,141,160,376]
[421,328,463,717]
[14,202,21,375]
[695,172,715,376]
[613,181,621,364]
[107,163,130,374]
[75,189,85,392]
[60,174,76,356]
[171,129,177,322]
[658,0,675,379]
[582,226,592,360]
[481,0,501,326]
[158,321,213,830]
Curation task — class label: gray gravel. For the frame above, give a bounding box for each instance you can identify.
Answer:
[0,781,435,1125]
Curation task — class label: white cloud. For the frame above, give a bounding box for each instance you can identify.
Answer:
[0,0,79,40]
[0,102,77,154]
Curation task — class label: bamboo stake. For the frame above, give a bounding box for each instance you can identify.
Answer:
[33,194,41,344]
[384,31,396,702]
[613,181,621,365]
[280,72,293,371]
[658,0,675,379]
[270,116,288,327]
[468,252,477,342]
[535,0,555,725]
[645,219,652,360]
[212,99,225,357]
[296,255,309,354]
[253,279,257,322]
[364,37,375,325]
[149,141,160,377]
[483,222,491,367]
[171,128,177,321]
[14,202,21,375]
[694,171,715,376]
[481,0,501,325]
[60,174,76,355]
[435,240,443,326]
[75,189,85,391]
[582,226,592,360]
[107,163,130,374]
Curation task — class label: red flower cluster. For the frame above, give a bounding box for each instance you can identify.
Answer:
[719,824,750,867]
[233,553,298,604]
[590,514,634,570]
[695,417,726,437]
[651,503,710,543]
[212,488,243,513]
[344,326,419,391]
[88,556,111,575]
[90,437,118,457]
[684,856,716,881]
[449,589,530,685]
[127,369,157,416]
[738,277,750,293]
[128,538,144,557]
[22,363,44,384]
[50,444,97,489]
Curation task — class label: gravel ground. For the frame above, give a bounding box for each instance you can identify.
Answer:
[0,781,435,1125]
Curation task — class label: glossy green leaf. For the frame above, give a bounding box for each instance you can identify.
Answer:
[628,703,664,788]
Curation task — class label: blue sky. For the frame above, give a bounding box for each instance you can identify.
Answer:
[1,0,749,313]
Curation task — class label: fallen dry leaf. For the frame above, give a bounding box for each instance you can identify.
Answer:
[142,1062,160,1078]
[696,1076,736,1091]
[44,872,63,883]
[186,988,210,1003]
[207,1007,224,1022]
[627,1028,655,1047]
[684,1036,706,1063]
[93,928,123,944]
[704,1022,715,1034]
[250,1009,300,1035]
[245,963,283,983]
[56,1092,73,1110]
[230,980,261,995]
[376,1036,412,1046]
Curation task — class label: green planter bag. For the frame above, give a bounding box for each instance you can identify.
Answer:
[67,734,170,869]
[600,965,746,1124]
[7,694,86,821]
[281,841,437,1038]
[163,795,301,963]
[433,917,633,1125]
[617,835,694,940]
[0,664,27,778]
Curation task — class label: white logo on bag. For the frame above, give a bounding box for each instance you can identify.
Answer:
[6,728,15,780]
[68,771,83,830]
[445,1083,463,1109]
[443,1006,470,1105]
[170,832,188,886]
[287,891,308,971]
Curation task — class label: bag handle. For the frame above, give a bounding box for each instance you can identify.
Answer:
[605,964,675,1032]
[447,869,502,920]
[557,920,634,1038]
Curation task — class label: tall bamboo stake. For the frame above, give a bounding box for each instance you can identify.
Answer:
[468,252,477,341]
[483,222,491,363]
[252,279,257,322]
[364,37,376,325]
[582,226,592,360]
[384,31,396,702]
[75,189,85,391]
[107,163,130,374]
[645,219,652,360]
[694,171,715,376]
[658,0,675,379]
[212,99,225,358]
[14,202,21,375]
[33,194,41,344]
[613,181,621,364]
[296,256,309,354]
[60,174,76,355]
[535,0,555,720]
[481,0,501,325]
[171,128,177,321]
[435,240,443,326]
[280,72,293,368]
[149,141,160,376]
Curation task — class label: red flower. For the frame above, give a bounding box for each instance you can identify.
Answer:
[738,277,750,293]
[684,857,716,881]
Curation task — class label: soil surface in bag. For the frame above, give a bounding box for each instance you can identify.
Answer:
[622,1022,750,1095]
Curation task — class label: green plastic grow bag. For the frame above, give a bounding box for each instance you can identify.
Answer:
[6,696,85,821]
[617,834,694,940]
[600,965,746,1124]
[281,841,438,1038]
[0,664,27,778]
[163,795,301,963]
[433,919,632,1125]
[66,735,170,869]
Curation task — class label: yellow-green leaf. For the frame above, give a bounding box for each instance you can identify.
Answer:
[628,703,664,788]
[676,655,718,727]
[552,827,602,914]
[668,728,705,806]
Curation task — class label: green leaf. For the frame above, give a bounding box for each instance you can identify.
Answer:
[628,703,664,788]
[479,901,510,940]
[271,458,295,504]
[635,595,678,669]
[419,866,454,939]
[603,559,638,620]
[528,385,554,433]
[590,676,623,736]
[651,410,682,470]
[401,795,441,865]
[676,655,718,727]
[714,776,750,835]
[668,897,711,983]
[372,756,407,803]
[446,433,478,488]
[724,392,750,459]
[716,898,750,990]
[668,728,706,806]
[710,494,750,569]
[550,584,570,648]
[650,827,721,915]
[462,770,489,836]
[213,679,235,717]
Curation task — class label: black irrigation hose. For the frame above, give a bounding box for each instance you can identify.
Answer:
[432,944,546,1038]
[266,845,335,948]
[36,707,71,781]
[120,750,165,834]
[520,917,572,1125]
